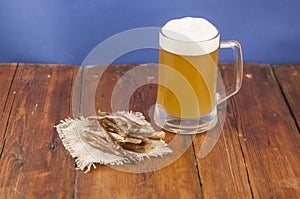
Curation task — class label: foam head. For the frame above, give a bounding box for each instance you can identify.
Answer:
[160,17,220,56]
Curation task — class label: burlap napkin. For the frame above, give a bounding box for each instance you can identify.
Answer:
[55,111,172,173]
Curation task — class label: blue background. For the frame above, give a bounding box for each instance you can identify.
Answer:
[0,0,299,66]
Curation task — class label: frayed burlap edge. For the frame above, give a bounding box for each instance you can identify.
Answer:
[55,112,172,173]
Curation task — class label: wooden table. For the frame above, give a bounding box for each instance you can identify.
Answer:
[0,63,299,199]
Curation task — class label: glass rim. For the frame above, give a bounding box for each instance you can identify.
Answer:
[159,27,220,43]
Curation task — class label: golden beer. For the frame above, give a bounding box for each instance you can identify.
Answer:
[157,48,218,118]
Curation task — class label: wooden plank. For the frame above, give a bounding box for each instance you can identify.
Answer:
[194,111,253,197]
[0,63,17,116]
[0,64,78,198]
[0,63,17,151]
[229,63,300,198]
[273,64,300,130]
[75,65,203,199]
[193,63,253,198]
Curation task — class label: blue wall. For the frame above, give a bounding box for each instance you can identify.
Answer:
[0,0,299,65]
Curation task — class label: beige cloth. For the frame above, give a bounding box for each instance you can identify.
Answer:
[55,111,172,173]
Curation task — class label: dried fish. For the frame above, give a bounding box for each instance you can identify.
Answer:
[129,131,165,140]
[55,111,172,171]
[122,137,143,144]
[80,130,128,158]
[97,120,137,163]
[98,117,127,137]
[120,141,154,153]
[83,111,168,155]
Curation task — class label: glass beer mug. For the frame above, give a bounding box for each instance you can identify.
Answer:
[153,17,243,134]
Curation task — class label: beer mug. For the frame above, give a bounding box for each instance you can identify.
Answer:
[153,17,243,134]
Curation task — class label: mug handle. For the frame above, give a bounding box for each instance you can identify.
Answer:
[217,40,243,104]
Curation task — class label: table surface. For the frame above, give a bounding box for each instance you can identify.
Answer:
[0,63,299,199]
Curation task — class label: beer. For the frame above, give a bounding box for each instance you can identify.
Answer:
[154,17,243,134]
[157,48,218,118]
[156,17,219,119]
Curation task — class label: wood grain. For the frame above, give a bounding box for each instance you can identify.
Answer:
[192,63,253,198]
[231,63,300,198]
[0,63,17,151]
[273,64,300,130]
[0,63,17,117]
[0,63,299,199]
[0,64,78,198]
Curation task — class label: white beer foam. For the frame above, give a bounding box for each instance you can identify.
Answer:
[160,17,220,56]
